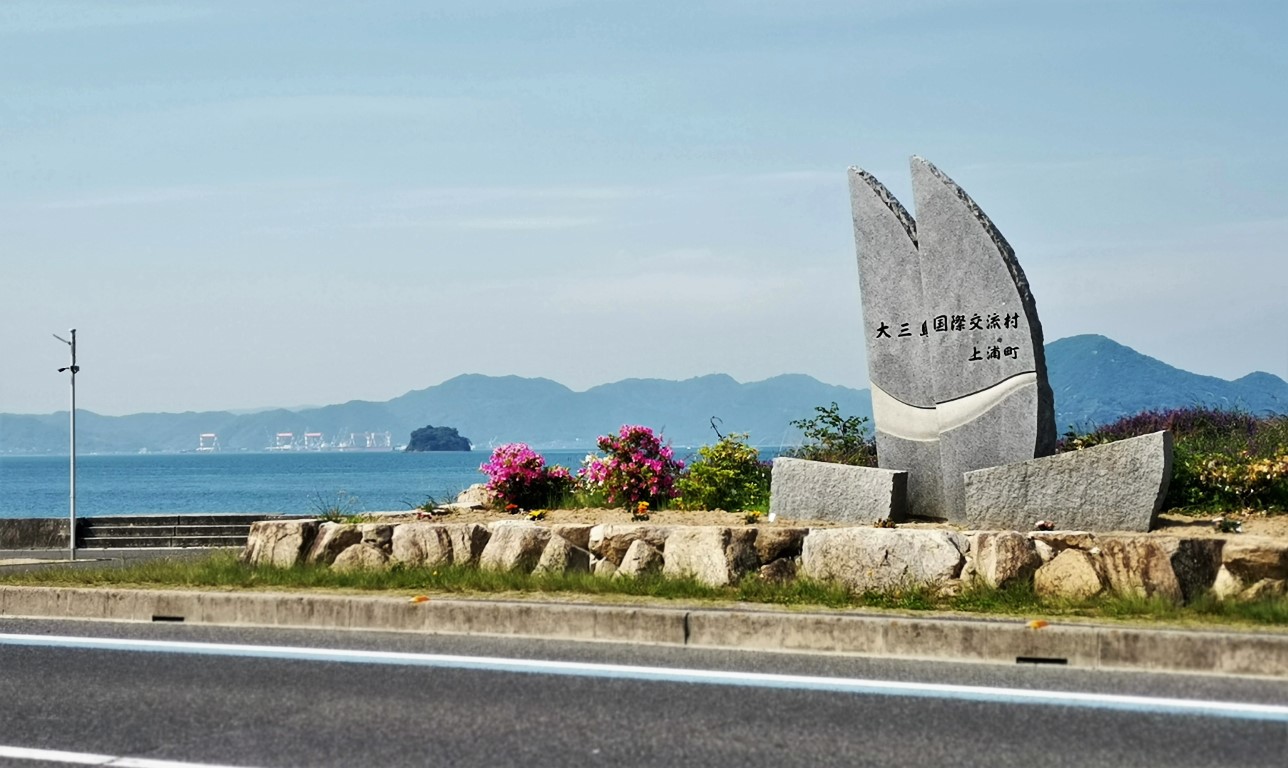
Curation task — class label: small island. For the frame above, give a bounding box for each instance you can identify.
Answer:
[404,425,472,452]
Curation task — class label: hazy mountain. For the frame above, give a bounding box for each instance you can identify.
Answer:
[2,335,1285,454]
[1047,334,1288,430]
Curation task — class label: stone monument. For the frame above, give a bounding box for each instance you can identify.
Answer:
[850,157,1056,522]
[773,156,1171,531]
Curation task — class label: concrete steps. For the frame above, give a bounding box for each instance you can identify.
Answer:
[76,515,285,549]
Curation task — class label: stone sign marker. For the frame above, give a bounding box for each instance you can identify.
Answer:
[772,155,1176,532]
[850,157,1056,522]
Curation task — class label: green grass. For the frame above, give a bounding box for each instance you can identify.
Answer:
[4,552,1287,628]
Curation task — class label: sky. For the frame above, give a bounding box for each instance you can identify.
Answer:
[3,0,1286,417]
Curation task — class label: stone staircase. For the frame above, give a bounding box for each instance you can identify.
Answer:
[76,515,286,549]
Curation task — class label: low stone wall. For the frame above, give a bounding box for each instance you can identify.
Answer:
[242,520,1288,605]
[0,518,70,549]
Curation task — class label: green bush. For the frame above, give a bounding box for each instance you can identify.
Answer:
[782,402,878,467]
[676,433,771,512]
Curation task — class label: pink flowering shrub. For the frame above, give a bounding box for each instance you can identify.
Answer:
[579,425,684,506]
[479,443,574,509]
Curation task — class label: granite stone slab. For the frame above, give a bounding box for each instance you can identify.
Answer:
[963,431,1173,532]
[769,457,907,523]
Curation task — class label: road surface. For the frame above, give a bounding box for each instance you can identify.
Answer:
[1,618,1285,767]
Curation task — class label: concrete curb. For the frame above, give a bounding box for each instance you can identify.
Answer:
[3,586,1286,678]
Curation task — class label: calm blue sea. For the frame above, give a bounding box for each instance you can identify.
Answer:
[0,451,596,520]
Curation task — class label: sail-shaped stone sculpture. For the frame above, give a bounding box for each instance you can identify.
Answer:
[850,157,1057,521]
[770,156,1171,531]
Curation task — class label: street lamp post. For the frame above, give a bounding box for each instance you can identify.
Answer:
[53,329,78,561]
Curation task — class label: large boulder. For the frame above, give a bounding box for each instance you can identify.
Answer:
[332,542,390,572]
[1034,549,1105,600]
[972,531,1041,588]
[769,458,907,523]
[758,558,798,583]
[662,527,760,587]
[454,484,493,509]
[1212,538,1288,600]
[357,523,393,550]
[533,535,592,575]
[444,523,490,566]
[305,523,363,566]
[963,432,1172,532]
[1098,536,1221,603]
[241,520,319,568]
[754,527,808,563]
[588,524,672,566]
[390,524,455,568]
[479,522,551,573]
[617,540,665,578]
[800,528,966,591]
[550,524,595,551]
[1221,538,1288,583]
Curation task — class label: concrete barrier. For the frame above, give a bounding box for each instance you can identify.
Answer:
[2,585,1285,678]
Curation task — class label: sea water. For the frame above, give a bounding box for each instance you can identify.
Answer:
[0,450,596,519]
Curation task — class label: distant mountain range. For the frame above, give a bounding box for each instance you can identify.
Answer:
[2,334,1285,455]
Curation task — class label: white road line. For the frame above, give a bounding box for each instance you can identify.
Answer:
[3,632,1287,723]
[0,745,257,767]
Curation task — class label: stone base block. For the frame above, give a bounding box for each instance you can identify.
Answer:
[769,458,907,524]
[963,431,1172,532]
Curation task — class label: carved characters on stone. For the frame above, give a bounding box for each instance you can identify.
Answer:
[850,157,1056,521]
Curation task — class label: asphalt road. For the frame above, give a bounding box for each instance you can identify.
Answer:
[1,618,1285,767]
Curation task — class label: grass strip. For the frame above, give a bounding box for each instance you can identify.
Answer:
[3,551,1287,628]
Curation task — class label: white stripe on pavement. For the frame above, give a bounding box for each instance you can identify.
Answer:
[3,632,1287,723]
[0,745,257,768]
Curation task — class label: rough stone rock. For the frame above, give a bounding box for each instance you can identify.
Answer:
[800,528,966,592]
[533,535,591,575]
[662,527,760,587]
[616,540,664,578]
[1098,536,1221,603]
[550,524,594,551]
[1032,539,1055,564]
[769,458,907,524]
[478,523,551,573]
[1030,531,1097,552]
[592,557,618,578]
[241,520,319,568]
[964,432,1172,533]
[588,524,672,565]
[1241,578,1287,600]
[358,523,393,550]
[1221,538,1288,583]
[331,542,390,572]
[1212,565,1243,600]
[390,524,455,568]
[973,531,1041,588]
[454,484,492,509]
[1213,560,1288,601]
[758,558,798,583]
[444,523,489,565]
[1034,549,1105,600]
[754,527,807,563]
[305,523,363,566]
